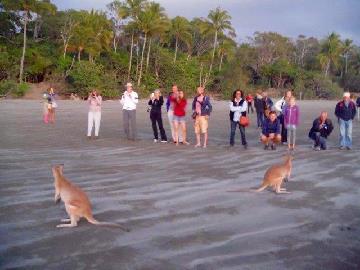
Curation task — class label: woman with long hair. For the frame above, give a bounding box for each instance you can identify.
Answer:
[171,90,190,146]
[229,89,248,149]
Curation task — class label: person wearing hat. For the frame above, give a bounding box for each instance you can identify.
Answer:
[335,92,356,150]
[120,82,138,140]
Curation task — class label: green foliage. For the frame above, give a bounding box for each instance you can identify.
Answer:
[0,80,29,97]
[0,1,359,100]
[68,61,104,96]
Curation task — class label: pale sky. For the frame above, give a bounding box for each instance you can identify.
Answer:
[52,0,360,44]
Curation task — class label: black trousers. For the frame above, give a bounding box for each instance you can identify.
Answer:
[150,111,167,141]
[278,114,287,143]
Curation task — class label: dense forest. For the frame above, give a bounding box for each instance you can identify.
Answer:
[0,0,359,99]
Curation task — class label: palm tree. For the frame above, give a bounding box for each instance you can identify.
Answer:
[206,7,234,82]
[137,2,166,86]
[115,0,146,80]
[170,16,192,64]
[217,38,236,71]
[318,32,342,77]
[1,0,56,83]
[145,3,169,72]
[342,38,353,75]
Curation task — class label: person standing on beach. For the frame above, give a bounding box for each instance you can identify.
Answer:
[87,89,102,139]
[47,87,57,124]
[148,89,167,143]
[171,90,190,146]
[356,95,360,121]
[42,95,52,124]
[246,93,254,114]
[261,111,281,150]
[308,111,333,151]
[120,82,138,140]
[262,91,273,119]
[229,89,248,149]
[254,91,265,128]
[275,90,292,144]
[192,86,212,148]
[166,84,183,143]
[283,96,300,151]
[335,92,356,150]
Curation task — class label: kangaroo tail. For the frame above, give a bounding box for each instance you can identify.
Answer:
[255,184,268,192]
[86,216,130,232]
[227,188,259,193]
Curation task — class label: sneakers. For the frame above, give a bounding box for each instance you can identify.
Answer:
[161,140,167,143]
[339,146,345,150]
[314,146,321,151]
[346,146,352,150]
[153,139,158,143]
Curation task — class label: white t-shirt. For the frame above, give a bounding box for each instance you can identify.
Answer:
[120,91,138,110]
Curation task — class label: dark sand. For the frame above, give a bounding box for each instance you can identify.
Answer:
[0,100,360,270]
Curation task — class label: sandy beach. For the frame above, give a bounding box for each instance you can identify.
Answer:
[0,99,360,270]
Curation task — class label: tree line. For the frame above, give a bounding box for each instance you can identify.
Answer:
[0,0,359,99]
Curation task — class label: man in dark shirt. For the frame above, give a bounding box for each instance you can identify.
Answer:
[335,92,356,150]
[308,111,334,150]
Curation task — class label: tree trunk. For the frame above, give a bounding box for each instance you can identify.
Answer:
[78,49,81,61]
[113,35,117,53]
[173,36,178,64]
[209,30,218,75]
[199,63,203,87]
[135,41,139,79]
[205,30,218,84]
[324,60,330,77]
[345,54,348,74]
[219,53,224,71]
[127,32,134,81]
[137,33,147,86]
[63,42,68,59]
[146,37,152,73]
[19,13,28,83]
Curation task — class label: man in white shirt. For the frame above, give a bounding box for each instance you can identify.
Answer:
[120,82,138,140]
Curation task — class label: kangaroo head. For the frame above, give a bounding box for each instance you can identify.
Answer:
[52,164,64,178]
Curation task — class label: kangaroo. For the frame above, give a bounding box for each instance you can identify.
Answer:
[255,155,293,194]
[52,164,130,231]
[228,155,293,194]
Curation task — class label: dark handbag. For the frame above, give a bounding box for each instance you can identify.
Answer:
[239,115,250,127]
[192,111,198,119]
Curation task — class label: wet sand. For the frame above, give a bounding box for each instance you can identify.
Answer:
[0,100,360,270]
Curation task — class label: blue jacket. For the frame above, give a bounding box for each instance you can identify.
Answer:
[335,101,356,121]
[262,118,281,136]
[356,97,360,107]
[192,95,212,116]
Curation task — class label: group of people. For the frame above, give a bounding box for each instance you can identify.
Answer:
[43,83,359,151]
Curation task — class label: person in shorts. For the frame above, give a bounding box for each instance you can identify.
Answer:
[192,86,212,148]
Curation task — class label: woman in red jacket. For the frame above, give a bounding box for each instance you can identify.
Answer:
[171,90,190,145]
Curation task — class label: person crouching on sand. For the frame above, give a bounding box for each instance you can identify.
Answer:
[261,111,281,150]
[308,111,334,151]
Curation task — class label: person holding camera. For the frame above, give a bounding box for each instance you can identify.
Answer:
[192,86,212,148]
[170,89,190,146]
[120,82,138,140]
[87,89,102,139]
[148,89,167,143]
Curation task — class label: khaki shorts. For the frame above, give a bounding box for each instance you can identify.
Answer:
[194,116,209,134]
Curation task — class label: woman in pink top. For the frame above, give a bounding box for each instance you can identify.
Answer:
[87,89,102,139]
